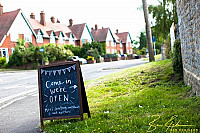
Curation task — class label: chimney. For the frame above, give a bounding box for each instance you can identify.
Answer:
[95,24,98,30]
[102,27,104,29]
[69,19,73,26]
[50,16,55,23]
[30,13,35,19]
[116,29,118,34]
[40,11,46,26]
[0,3,3,16]
[91,28,94,31]
[57,19,60,23]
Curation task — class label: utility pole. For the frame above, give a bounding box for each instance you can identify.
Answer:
[142,0,155,62]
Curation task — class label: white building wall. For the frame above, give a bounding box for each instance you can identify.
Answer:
[9,11,33,42]
[81,25,92,43]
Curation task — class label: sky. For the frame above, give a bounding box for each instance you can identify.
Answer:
[1,0,159,41]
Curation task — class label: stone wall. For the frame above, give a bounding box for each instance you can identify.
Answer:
[176,0,200,96]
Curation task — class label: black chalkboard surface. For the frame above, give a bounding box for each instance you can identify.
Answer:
[38,61,89,129]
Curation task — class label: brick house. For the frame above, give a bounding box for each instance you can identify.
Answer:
[0,4,36,62]
[68,19,93,47]
[91,25,116,54]
[28,11,76,46]
[115,31,133,54]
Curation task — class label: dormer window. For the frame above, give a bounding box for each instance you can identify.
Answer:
[36,32,43,43]
[50,32,56,44]
[59,33,65,44]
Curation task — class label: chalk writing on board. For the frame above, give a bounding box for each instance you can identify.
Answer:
[40,63,81,118]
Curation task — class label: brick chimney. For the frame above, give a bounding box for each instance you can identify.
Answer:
[69,19,73,26]
[57,19,60,23]
[30,13,35,19]
[50,16,55,23]
[40,11,46,26]
[95,24,98,30]
[0,3,3,16]
[116,29,118,34]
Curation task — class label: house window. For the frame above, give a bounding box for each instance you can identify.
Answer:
[82,39,85,44]
[120,49,123,54]
[59,36,65,44]
[107,49,110,54]
[37,34,43,43]
[0,48,9,62]
[130,49,133,54]
[50,34,55,44]
[111,41,114,47]
[112,49,115,54]
[10,33,18,42]
[25,34,32,42]
[120,43,122,47]
[11,48,15,54]
[127,50,129,54]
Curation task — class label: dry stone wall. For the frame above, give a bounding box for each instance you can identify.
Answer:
[176,0,200,96]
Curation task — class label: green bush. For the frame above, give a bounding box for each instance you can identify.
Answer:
[0,57,7,68]
[8,40,74,67]
[64,45,81,57]
[172,39,183,76]
[136,47,146,55]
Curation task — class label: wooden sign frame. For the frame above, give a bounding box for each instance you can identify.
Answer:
[38,61,84,129]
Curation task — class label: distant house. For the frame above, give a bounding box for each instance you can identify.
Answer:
[68,19,93,47]
[28,11,76,46]
[115,31,133,54]
[91,25,116,54]
[0,4,36,62]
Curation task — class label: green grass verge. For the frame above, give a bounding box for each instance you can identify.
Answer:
[143,54,161,61]
[44,60,200,133]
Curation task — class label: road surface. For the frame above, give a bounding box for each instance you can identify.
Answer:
[0,59,148,133]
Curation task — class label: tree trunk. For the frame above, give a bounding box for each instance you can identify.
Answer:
[142,0,155,62]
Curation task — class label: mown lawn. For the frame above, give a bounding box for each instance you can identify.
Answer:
[44,60,200,133]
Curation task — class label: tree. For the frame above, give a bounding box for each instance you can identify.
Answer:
[142,0,155,62]
[139,31,147,50]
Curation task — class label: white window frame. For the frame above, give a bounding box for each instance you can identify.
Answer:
[111,49,115,54]
[50,32,56,44]
[111,41,114,47]
[120,42,122,47]
[59,34,65,44]
[120,49,123,54]
[25,33,32,43]
[36,32,43,43]
[107,49,110,54]
[0,48,9,62]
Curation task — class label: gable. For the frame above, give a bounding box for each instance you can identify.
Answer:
[127,33,132,43]
[106,29,114,41]
[81,24,92,42]
[0,9,20,45]
[8,10,35,42]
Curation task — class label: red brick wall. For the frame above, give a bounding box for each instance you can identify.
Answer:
[106,41,117,54]
[116,42,123,54]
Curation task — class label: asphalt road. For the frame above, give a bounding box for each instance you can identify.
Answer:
[0,59,148,133]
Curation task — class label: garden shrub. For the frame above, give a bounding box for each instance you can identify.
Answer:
[172,39,183,76]
[0,57,7,68]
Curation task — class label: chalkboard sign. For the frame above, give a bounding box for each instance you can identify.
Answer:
[38,61,89,129]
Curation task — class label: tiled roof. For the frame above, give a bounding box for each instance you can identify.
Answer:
[0,9,20,43]
[68,23,86,40]
[28,18,74,39]
[91,28,109,42]
[116,32,129,43]
[113,33,120,43]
